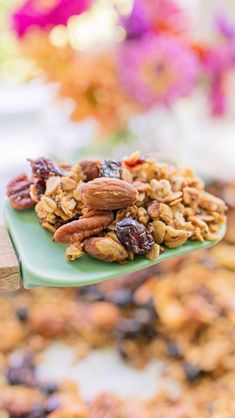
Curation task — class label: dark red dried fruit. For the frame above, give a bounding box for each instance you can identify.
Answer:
[124,158,145,168]
[99,159,122,179]
[7,174,35,210]
[29,157,64,180]
[116,218,155,255]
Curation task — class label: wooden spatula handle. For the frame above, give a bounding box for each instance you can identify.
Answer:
[0,225,21,291]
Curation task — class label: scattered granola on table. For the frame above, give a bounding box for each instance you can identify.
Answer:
[7,152,227,263]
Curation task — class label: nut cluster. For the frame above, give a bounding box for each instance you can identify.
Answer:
[7,152,227,263]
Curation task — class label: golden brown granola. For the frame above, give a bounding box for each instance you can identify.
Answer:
[6,153,227,263]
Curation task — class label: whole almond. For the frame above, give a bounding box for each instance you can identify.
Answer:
[84,236,128,262]
[53,211,113,244]
[81,178,139,210]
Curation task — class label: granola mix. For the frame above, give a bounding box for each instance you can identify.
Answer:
[7,152,227,262]
[0,182,235,417]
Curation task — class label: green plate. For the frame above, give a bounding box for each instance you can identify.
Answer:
[4,201,226,288]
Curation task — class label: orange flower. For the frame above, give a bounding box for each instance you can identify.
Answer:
[21,32,139,132]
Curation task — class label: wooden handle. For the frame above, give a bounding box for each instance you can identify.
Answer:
[0,225,21,291]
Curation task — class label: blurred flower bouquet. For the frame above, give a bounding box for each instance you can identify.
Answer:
[11,0,235,135]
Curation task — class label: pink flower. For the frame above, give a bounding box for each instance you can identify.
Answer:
[117,34,199,109]
[204,48,231,117]
[121,0,188,40]
[12,0,91,38]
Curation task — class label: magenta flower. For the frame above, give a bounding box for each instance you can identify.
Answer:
[203,16,235,116]
[121,0,150,40]
[12,0,91,38]
[121,0,188,40]
[118,34,199,108]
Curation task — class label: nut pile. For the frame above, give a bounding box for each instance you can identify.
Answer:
[0,188,235,417]
[7,152,227,262]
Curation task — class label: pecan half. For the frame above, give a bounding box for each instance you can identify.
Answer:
[81,178,139,210]
[7,174,35,210]
[84,236,128,262]
[53,211,113,244]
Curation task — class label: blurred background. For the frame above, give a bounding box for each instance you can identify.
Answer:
[1,0,235,221]
[1,1,235,417]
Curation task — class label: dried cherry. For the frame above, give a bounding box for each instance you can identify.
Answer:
[29,157,64,180]
[116,218,155,254]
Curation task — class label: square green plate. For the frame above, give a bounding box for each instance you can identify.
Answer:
[4,201,226,288]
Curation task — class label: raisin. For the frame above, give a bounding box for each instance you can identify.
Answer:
[79,285,105,302]
[6,365,37,387]
[116,218,155,254]
[183,362,203,381]
[44,396,61,414]
[166,341,182,359]
[29,157,64,180]
[34,179,46,196]
[107,289,133,307]
[27,404,46,418]
[115,318,143,340]
[40,382,58,395]
[16,307,28,322]
[5,352,37,387]
[99,159,122,179]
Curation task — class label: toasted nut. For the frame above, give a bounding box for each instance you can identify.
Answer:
[160,203,173,224]
[198,191,227,213]
[40,195,57,212]
[80,159,100,181]
[53,211,113,243]
[45,176,61,195]
[7,174,35,210]
[146,243,160,260]
[65,242,84,261]
[84,236,128,262]
[153,220,167,244]
[164,226,189,248]
[89,302,120,328]
[147,200,160,219]
[61,177,77,191]
[81,178,139,210]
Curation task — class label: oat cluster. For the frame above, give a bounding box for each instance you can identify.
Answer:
[7,152,227,262]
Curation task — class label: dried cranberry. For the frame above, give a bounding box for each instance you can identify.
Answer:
[29,157,64,180]
[124,158,145,168]
[116,218,155,254]
[99,160,122,179]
